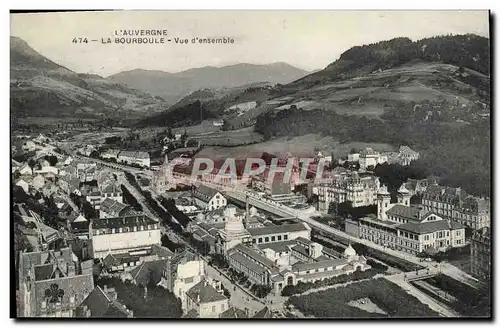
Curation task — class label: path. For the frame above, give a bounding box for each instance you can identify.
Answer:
[385,274,460,317]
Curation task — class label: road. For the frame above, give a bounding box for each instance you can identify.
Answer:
[385,274,460,317]
[205,265,265,317]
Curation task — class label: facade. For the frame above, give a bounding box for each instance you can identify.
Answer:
[18,248,94,317]
[185,279,229,318]
[317,171,380,212]
[117,151,150,168]
[471,227,491,281]
[358,185,466,255]
[100,183,123,203]
[358,147,387,170]
[389,146,420,166]
[422,184,490,229]
[404,176,439,197]
[192,185,227,211]
[89,215,161,258]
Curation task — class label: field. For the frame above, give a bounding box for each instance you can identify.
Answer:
[194,133,394,159]
[288,278,440,318]
[189,126,264,147]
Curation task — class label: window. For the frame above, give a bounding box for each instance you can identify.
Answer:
[212,306,216,313]
[277,235,282,241]
[258,238,262,243]
[284,235,288,241]
[252,238,256,243]
[221,304,225,312]
[271,236,276,242]
[456,230,461,236]
[265,237,269,243]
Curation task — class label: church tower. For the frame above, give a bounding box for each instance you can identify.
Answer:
[377,185,391,221]
[397,184,411,207]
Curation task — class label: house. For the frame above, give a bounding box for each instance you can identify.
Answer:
[15,178,30,193]
[219,307,247,318]
[253,306,274,318]
[185,279,229,318]
[75,285,133,318]
[89,215,161,259]
[163,250,206,310]
[358,148,387,170]
[122,259,169,286]
[99,198,136,218]
[100,183,123,203]
[102,245,173,274]
[404,176,439,197]
[192,185,227,211]
[18,248,94,317]
[19,163,33,176]
[101,149,120,160]
[117,151,150,168]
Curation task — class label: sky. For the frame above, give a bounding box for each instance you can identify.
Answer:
[10,10,490,77]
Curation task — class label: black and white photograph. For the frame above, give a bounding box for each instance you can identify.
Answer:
[9,10,491,319]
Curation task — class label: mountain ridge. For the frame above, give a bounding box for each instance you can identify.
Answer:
[109,62,310,103]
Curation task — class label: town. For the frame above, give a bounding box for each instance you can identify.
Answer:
[12,129,490,318]
[11,10,491,320]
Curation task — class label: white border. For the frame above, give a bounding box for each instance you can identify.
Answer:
[2,2,497,328]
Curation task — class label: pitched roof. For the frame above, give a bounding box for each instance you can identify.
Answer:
[151,244,174,259]
[192,185,221,203]
[128,259,168,286]
[183,309,199,318]
[397,219,465,234]
[100,198,135,217]
[219,307,247,318]
[186,279,227,304]
[253,306,273,318]
[76,285,130,318]
[292,258,347,272]
[386,205,422,220]
[91,215,157,230]
[257,240,296,253]
[247,223,309,237]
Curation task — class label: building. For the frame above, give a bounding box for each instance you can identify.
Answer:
[422,184,490,229]
[192,186,227,211]
[219,307,248,318]
[89,215,161,258]
[99,198,136,218]
[101,149,120,160]
[117,151,150,168]
[471,227,491,281]
[100,183,123,203]
[75,285,133,318]
[391,146,420,166]
[15,178,30,193]
[356,185,466,255]
[404,176,439,197]
[101,245,173,274]
[164,250,206,311]
[317,171,380,212]
[18,248,94,317]
[358,148,387,170]
[185,278,229,318]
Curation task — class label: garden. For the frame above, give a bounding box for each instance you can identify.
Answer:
[287,278,440,318]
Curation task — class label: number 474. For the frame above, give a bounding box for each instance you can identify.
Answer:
[72,38,88,44]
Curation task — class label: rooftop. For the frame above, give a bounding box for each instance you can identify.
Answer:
[247,222,309,237]
[91,215,157,230]
[398,219,465,234]
[292,258,348,272]
[186,279,227,304]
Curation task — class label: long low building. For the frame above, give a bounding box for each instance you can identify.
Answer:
[89,215,161,258]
